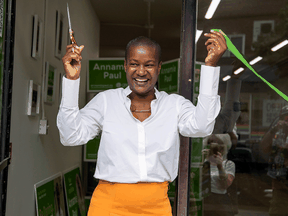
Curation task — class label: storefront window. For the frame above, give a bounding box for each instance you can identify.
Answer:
[190,0,288,215]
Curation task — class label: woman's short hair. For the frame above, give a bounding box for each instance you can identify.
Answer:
[125,36,162,63]
[203,134,232,155]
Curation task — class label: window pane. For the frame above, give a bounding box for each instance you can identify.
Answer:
[191,0,288,215]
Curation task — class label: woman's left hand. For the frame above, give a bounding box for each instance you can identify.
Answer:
[204,30,227,67]
[214,152,224,167]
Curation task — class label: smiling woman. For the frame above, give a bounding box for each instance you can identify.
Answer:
[58,31,226,215]
[124,37,162,102]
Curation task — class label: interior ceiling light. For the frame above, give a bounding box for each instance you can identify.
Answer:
[222,75,231,81]
[196,30,203,43]
[205,0,221,19]
[249,56,263,65]
[271,40,288,52]
[234,67,244,75]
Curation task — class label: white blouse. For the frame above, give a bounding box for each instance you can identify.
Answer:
[210,160,236,194]
[57,65,221,183]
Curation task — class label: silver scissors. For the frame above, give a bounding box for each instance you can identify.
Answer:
[67,3,77,48]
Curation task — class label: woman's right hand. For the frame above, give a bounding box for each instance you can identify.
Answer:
[62,44,84,80]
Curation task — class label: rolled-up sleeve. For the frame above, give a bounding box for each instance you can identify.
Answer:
[177,65,221,137]
[56,75,105,146]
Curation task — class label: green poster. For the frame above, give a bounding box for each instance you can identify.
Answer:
[190,164,211,200]
[190,167,201,199]
[189,200,203,216]
[87,162,99,195]
[167,180,176,198]
[88,59,128,92]
[193,62,203,105]
[84,133,101,162]
[34,173,66,216]
[84,196,91,212]
[158,59,179,94]
[63,167,86,216]
[191,138,203,163]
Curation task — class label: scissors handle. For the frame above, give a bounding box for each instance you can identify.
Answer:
[69,29,77,46]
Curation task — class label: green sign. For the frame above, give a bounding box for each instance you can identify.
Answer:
[191,138,203,163]
[168,180,176,198]
[63,167,86,216]
[88,59,128,92]
[84,197,91,213]
[193,62,203,105]
[190,167,201,199]
[158,59,179,94]
[190,164,211,200]
[34,173,66,216]
[84,133,101,162]
[189,200,203,216]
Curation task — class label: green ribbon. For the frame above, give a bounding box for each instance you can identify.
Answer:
[211,29,288,102]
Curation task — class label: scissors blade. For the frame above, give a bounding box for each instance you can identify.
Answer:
[67,3,72,31]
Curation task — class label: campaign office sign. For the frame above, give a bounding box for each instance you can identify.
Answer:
[84,133,101,162]
[63,166,86,216]
[158,59,180,94]
[262,99,288,127]
[34,173,66,216]
[87,59,128,92]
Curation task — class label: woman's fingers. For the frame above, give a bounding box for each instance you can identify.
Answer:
[204,31,228,66]
[62,52,82,64]
[65,44,85,54]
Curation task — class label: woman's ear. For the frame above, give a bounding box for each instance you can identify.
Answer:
[124,59,127,72]
[157,61,162,75]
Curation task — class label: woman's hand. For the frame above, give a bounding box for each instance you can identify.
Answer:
[204,30,227,67]
[208,151,223,167]
[62,44,84,80]
[214,151,224,168]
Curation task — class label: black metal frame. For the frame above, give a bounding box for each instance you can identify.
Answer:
[176,0,197,215]
[0,0,16,215]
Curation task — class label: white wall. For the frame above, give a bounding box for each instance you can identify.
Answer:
[5,0,100,215]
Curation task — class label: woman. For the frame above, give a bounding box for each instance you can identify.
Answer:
[202,134,236,216]
[57,31,227,215]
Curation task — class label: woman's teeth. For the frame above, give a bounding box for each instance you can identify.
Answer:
[135,78,148,82]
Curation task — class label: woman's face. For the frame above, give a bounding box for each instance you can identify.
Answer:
[205,135,227,159]
[124,45,162,98]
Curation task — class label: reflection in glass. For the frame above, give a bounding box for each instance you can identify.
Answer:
[192,0,288,215]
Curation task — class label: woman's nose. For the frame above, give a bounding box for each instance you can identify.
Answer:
[138,65,146,74]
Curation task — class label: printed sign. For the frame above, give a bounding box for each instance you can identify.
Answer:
[193,62,203,105]
[84,196,91,213]
[63,166,86,216]
[189,200,203,216]
[86,162,99,195]
[34,173,66,216]
[84,133,101,162]
[158,59,180,94]
[168,180,176,198]
[190,166,201,199]
[191,138,203,163]
[87,59,128,92]
[190,163,211,200]
[262,99,288,127]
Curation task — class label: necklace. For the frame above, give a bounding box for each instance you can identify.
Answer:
[130,104,151,113]
[133,109,151,113]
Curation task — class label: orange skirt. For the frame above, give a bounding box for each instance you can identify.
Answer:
[88,180,173,216]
